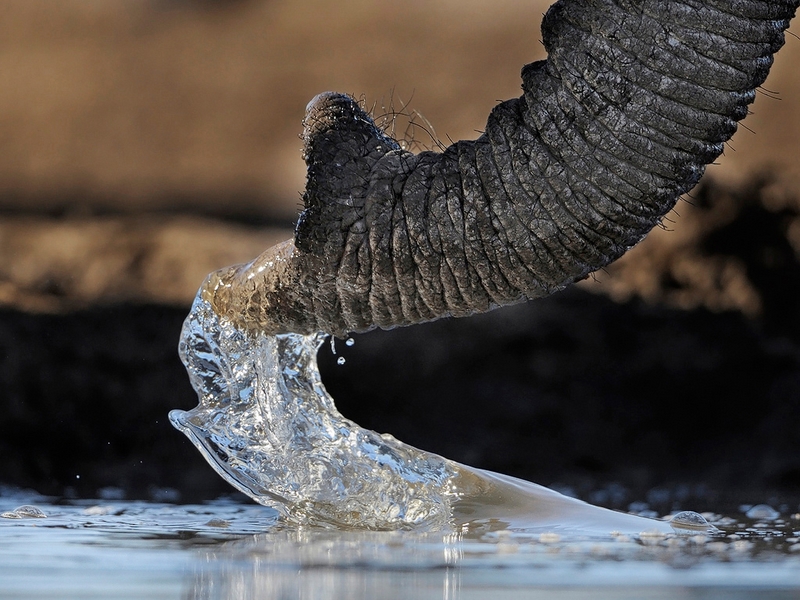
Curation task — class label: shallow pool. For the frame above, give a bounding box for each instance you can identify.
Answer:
[2,488,800,600]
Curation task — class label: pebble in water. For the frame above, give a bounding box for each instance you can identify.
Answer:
[745,504,780,520]
[83,505,118,516]
[638,529,667,545]
[205,518,231,528]
[1,505,47,519]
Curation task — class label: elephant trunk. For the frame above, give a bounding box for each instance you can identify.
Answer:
[205,0,799,336]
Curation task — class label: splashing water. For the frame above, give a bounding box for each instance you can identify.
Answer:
[170,294,679,535]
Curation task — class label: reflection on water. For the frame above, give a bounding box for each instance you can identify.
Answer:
[2,491,800,599]
[186,527,800,600]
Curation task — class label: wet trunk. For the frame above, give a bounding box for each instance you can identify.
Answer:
[206,0,799,336]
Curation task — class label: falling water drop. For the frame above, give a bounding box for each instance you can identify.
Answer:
[337,357,346,365]
[345,338,355,347]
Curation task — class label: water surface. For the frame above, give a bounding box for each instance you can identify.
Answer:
[3,489,800,599]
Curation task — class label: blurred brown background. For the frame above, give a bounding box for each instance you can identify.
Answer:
[2,0,800,509]
[1,0,797,215]
[0,0,798,310]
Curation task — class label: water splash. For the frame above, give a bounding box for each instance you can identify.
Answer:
[171,294,676,534]
[171,295,458,529]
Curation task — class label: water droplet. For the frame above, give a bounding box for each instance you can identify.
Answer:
[337,357,346,365]
[329,336,336,355]
[345,337,355,347]
[1,505,47,519]
[745,504,780,520]
[18,505,47,518]
[670,510,712,531]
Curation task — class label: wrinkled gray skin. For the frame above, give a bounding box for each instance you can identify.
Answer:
[205,0,799,337]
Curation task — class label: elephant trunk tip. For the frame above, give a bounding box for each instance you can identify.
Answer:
[302,92,356,141]
[301,92,387,155]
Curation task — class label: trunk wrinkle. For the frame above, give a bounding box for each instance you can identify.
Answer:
[503,104,609,277]
[551,22,736,162]
[477,138,537,295]
[532,76,659,232]
[430,157,470,314]
[399,155,441,319]
[489,103,570,291]
[392,153,423,322]
[474,136,530,296]
[526,65,662,209]
[455,144,495,303]
[553,51,701,185]
[554,3,759,115]
[585,2,756,92]
[441,151,478,313]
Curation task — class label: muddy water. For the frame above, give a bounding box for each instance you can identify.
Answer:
[2,489,800,600]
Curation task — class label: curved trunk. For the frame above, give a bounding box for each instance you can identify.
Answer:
[206,0,799,336]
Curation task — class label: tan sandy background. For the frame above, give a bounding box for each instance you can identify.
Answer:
[0,0,798,310]
[3,0,798,212]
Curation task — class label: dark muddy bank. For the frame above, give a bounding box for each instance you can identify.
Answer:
[1,288,798,512]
